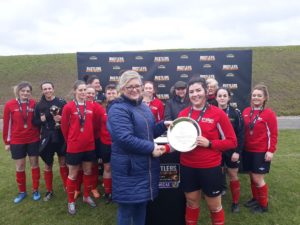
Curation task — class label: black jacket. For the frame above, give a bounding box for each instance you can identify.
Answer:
[33,96,66,144]
[222,106,244,154]
[164,95,189,120]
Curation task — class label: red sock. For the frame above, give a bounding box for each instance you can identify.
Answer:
[91,164,99,189]
[31,167,40,191]
[210,208,225,225]
[76,170,83,192]
[16,171,26,193]
[83,174,92,198]
[59,166,68,189]
[230,180,240,204]
[44,170,53,192]
[257,184,268,207]
[185,205,200,225]
[66,177,76,203]
[103,178,112,194]
[251,179,258,201]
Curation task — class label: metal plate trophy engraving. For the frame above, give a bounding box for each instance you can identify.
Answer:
[167,117,201,152]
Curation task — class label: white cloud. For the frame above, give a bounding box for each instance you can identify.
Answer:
[0,0,299,55]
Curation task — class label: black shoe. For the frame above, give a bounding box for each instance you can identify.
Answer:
[231,203,240,213]
[252,205,268,213]
[43,191,54,202]
[244,198,258,208]
[104,193,112,204]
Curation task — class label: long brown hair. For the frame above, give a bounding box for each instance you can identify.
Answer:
[252,84,269,108]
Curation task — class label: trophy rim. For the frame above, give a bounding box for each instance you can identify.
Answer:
[167,117,201,152]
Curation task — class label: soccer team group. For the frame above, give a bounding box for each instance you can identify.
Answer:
[2,71,278,225]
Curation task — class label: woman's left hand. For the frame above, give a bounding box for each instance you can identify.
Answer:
[53,115,62,122]
[5,145,10,151]
[265,152,274,162]
[196,136,210,148]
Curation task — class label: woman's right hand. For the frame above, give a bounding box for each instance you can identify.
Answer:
[5,145,10,151]
[40,113,46,122]
[164,120,173,128]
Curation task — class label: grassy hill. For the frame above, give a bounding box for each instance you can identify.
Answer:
[0,45,299,116]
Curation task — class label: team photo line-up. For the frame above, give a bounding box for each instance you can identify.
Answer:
[2,70,278,225]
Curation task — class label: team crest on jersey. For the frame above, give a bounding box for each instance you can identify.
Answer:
[202,118,214,123]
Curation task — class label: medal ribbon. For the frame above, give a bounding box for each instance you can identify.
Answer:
[17,98,29,127]
[249,107,263,131]
[74,100,86,129]
[188,102,208,123]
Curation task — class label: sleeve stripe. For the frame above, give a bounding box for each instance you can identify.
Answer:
[7,113,12,142]
[265,123,271,150]
[217,123,225,140]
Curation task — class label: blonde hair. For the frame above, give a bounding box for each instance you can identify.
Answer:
[13,81,32,98]
[86,84,96,91]
[118,70,142,92]
[206,78,219,88]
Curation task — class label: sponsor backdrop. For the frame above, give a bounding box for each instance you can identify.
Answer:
[77,50,252,111]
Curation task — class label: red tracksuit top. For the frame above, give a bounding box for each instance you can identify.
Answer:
[242,107,278,153]
[149,97,165,122]
[2,99,40,145]
[93,102,112,145]
[93,102,102,140]
[61,100,96,153]
[178,104,237,168]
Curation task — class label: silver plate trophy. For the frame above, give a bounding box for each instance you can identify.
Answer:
[167,117,201,152]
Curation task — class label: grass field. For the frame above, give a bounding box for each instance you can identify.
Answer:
[0,45,300,116]
[0,130,299,225]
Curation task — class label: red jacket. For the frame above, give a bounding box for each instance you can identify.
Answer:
[93,102,112,145]
[93,102,102,139]
[242,107,278,153]
[149,97,164,122]
[61,101,96,153]
[178,104,237,168]
[2,99,40,145]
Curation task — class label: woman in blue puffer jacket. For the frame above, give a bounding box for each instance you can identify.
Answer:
[107,70,169,225]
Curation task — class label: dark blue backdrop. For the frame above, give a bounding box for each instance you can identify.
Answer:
[77,50,252,111]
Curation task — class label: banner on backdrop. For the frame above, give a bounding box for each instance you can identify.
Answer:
[77,50,252,111]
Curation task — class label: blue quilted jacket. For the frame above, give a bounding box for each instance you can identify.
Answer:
[107,95,166,203]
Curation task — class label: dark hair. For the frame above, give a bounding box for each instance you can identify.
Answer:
[40,81,54,89]
[105,83,117,93]
[85,75,100,85]
[216,87,232,98]
[187,77,207,94]
[14,81,32,97]
[216,87,232,106]
[144,81,157,94]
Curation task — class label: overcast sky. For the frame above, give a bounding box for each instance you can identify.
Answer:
[1,0,299,55]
